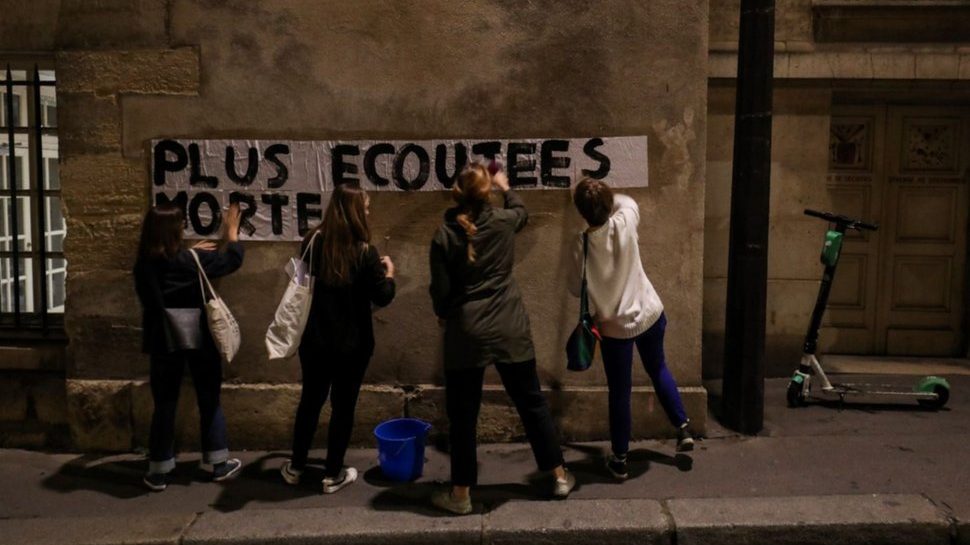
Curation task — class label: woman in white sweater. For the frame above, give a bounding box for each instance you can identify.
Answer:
[569,177,694,480]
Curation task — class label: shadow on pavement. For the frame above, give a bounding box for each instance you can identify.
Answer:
[41,454,203,499]
[564,442,692,486]
[210,453,323,512]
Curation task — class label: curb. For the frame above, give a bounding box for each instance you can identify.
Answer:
[0,494,960,545]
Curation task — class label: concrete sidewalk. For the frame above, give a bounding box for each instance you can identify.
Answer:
[1,376,967,544]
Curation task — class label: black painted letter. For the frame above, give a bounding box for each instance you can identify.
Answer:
[225,146,259,186]
[261,193,290,236]
[435,143,468,188]
[363,143,395,187]
[393,144,431,191]
[331,144,360,186]
[296,193,323,236]
[471,141,502,162]
[153,140,188,186]
[581,138,611,179]
[540,139,571,188]
[265,144,290,189]
[228,192,258,237]
[188,143,218,188]
[188,192,222,236]
[507,142,538,187]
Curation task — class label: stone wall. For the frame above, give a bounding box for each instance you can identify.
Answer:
[1,0,709,450]
[704,83,833,379]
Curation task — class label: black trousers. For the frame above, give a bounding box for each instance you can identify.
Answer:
[290,341,370,477]
[149,347,228,473]
[445,360,564,487]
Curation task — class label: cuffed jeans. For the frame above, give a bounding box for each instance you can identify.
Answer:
[149,348,228,474]
[601,313,688,457]
[290,342,370,478]
[445,360,564,487]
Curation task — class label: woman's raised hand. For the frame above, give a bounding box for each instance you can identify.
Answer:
[224,203,241,242]
[492,170,510,193]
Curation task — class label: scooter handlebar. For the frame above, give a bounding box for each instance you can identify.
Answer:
[804,209,878,231]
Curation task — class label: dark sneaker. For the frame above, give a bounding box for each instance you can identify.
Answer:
[677,423,695,452]
[552,469,576,499]
[322,467,358,494]
[143,472,168,492]
[606,454,629,480]
[212,458,243,482]
[431,488,473,515]
[280,460,303,485]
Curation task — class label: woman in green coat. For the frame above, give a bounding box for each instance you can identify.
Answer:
[428,162,574,515]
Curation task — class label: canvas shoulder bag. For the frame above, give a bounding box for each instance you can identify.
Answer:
[265,232,318,360]
[565,232,601,372]
[189,249,242,364]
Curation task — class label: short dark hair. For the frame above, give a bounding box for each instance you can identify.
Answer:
[573,177,614,227]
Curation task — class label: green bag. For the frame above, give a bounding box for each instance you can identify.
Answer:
[566,233,601,372]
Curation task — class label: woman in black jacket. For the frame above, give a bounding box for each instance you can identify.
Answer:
[429,163,574,515]
[280,183,396,494]
[133,203,244,492]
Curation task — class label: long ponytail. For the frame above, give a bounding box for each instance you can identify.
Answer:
[453,163,492,263]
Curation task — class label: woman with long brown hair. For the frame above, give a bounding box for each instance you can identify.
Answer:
[429,163,573,515]
[133,202,244,491]
[280,182,395,493]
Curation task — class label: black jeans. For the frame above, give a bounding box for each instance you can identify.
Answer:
[290,342,370,477]
[149,347,228,474]
[445,360,564,487]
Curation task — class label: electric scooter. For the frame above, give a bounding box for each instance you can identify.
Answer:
[786,209,951,410]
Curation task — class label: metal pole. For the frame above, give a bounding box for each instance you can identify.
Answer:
[722,0,775,434]
[33,65,48,331]
[5,65,22,325]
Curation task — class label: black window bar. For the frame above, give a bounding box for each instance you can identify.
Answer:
[2,63,61,336]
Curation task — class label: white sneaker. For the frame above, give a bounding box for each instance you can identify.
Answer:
[322,467,358,494]
[552,469,576,499]
[280,460,303,485]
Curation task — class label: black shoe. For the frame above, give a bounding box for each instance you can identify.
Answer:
[143,472,168,492]
[212,458,243,482]
[606,454,629,480]
[677,423,695,452]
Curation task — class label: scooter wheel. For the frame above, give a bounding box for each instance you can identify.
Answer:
[917,384,950,410]
[786,381,806,407]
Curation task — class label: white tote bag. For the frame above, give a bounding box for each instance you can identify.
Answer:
[189,250,242,364]
[265,233,318,360]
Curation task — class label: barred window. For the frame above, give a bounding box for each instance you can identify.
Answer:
[1,64,64,334]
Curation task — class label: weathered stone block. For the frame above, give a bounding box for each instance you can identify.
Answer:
[65,316,145,379]
[31,377,68,425]
[63,214,143,274]
[915,53,961,79]
[0,345,65,371]
[66,379,132,451]
[55,0,170,49]
[56,48,200,96]
[59,153,145,217]
[57,93,122,154]
[0,378,28,422]
[871,52,916,79]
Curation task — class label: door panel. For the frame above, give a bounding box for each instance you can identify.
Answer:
[877,107,968,355]
[823,106,885,354]
[823,105,969,357]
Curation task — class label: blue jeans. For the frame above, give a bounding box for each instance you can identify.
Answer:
[148,347,229,474]
[600,313,688,456]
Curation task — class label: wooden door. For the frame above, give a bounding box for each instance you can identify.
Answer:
[824,105,969,356]
[876,106,968,355]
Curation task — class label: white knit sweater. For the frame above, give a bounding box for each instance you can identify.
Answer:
[569,194,664,339]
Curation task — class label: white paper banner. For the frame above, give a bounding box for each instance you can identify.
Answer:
[151,137,648,240]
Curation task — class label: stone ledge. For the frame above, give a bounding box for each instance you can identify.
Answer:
[182,506,481,545]
[0,513,196,545]
[667,494,952,545]
[56,48,200,96]
[65,379,707,451]
[710,50,970,80]
[485,499,669,545]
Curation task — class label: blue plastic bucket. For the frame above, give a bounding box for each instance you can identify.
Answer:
[374,418,433,481]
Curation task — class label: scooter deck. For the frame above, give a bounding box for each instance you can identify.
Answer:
[822,383,933,398]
